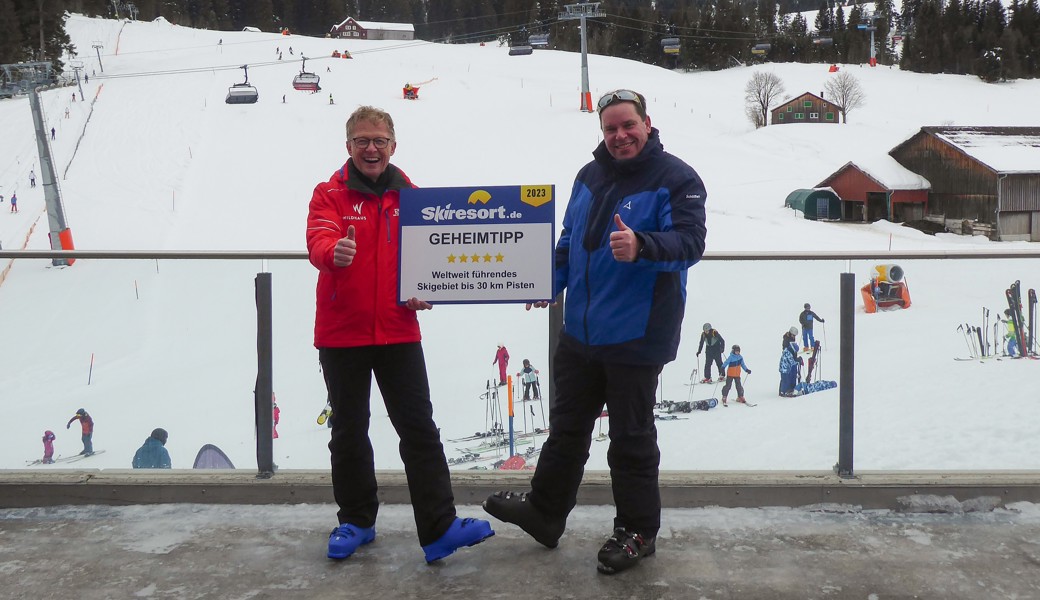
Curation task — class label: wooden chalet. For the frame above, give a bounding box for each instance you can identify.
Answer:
[889,126,1040,241]
[816,158,930,223]
[770,92,841,126]
[330,18,414,41]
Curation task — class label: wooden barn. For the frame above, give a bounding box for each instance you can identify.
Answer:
[889,126,1040,241]
[816,158,930,223]
[330,18,414,41]
[770,92,841,126]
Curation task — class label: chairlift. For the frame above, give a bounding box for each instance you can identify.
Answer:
[508,45,533,56]
[751,42,772,55]
[812,36,834,46]
[292,56,321,92]
[529,33,550,48]
[225,64,258,104]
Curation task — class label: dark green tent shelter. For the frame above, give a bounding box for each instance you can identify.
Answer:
[784,188,843,220]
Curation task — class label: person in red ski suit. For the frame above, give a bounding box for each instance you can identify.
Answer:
[307,105,492,563]
[65,408,94,455]
[493,344,510,386]
[272,401,280,439]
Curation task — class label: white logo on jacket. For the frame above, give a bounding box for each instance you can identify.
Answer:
[352,202,364,214]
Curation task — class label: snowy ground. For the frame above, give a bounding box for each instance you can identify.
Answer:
[0,15,1037,472]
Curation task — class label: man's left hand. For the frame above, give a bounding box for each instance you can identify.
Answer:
[405,297,432,311]
[609,214,640,263]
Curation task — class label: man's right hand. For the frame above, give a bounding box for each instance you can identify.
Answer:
[333,226,356,267]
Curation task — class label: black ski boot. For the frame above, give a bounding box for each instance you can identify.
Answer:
[596,528,656,574]
[482,491,564,548]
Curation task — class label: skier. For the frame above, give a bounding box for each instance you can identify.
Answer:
[41,430,56,464]
[29,169,36,187]
[272,401,280,439]
[329,93,334,105]
[10,192,17,213]
[719,345,751,406]
[493,344,510,386]
[132,428,171,468]
[517,359,541,401]
[798,303,825,352]
[1004,309,1020,357]
[65,408,94,456]
[779,327,802,397]
[50,127,55,140]
[696,323,725,382]
[403,83,417,99]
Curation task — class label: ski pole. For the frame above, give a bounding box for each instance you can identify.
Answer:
[957,324,972,357]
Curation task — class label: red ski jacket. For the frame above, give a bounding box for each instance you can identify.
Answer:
[307,160,420,348]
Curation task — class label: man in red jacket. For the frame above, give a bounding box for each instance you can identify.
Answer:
[306,105,493,565]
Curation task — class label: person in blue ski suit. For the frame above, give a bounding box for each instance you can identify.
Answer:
[779,327,802,397]
[798,303,825,352]
[132,428,172,468]
[483,88,707,575]
[719,345,751,405]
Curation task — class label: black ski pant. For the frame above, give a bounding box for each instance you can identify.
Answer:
[704,349,723,379]
[721,376,743,399]
[320,343,456,546]
[529,340,662,539]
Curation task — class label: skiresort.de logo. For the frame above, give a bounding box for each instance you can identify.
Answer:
[421,189,510,222]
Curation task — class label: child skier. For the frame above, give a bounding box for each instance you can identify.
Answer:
[41,430,56,464]
[779,328,802,397]
[798,303,825,352]
[696,323,726,382]
[517,359,541,401]
[720,345,751,406]
[1004,309,1020,357]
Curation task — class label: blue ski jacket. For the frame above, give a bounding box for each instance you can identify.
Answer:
[556,128,707,365]
[132,437,171,469]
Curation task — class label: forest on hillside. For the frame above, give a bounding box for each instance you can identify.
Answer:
[2,0,1037,81]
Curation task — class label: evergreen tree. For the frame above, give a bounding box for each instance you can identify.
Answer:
[0,0,25,64]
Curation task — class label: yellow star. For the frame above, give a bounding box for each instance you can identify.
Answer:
[483,254,492,262]
[459,254,469,263]
[471,253,480,262]
[495,253,505,262]
[447,254,456,263]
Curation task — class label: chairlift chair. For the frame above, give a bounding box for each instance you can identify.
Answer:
[292,56,321,92]
[508,45,533,56]
[751,43,772,55]
[225,64,258,104]
[529,33,550,48]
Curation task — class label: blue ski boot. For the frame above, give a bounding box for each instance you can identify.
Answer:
[327,523,375,559]
[422,517,495,563]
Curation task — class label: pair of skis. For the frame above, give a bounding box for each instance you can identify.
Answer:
[1005,280,1038,359]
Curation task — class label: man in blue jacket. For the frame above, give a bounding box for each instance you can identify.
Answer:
[132,428,171,469]
[484,89,707,575]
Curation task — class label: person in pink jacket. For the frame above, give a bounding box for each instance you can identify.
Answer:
[493,344,510,386]
[42,430,56,464]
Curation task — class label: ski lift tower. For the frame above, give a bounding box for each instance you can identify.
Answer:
[857,13,878,66]
[2,61,76,266]
[559,2,605,112]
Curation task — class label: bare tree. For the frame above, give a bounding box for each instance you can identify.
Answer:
[744,71,785,129]
[824,72,866,124]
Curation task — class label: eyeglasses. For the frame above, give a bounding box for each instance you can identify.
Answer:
[350,137,391,149]
[597,89,642,113]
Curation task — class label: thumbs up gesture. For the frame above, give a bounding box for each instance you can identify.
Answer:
[609,214,640,263]
[333,225,357,267]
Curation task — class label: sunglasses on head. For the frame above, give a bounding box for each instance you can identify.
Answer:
[597,89,642,112]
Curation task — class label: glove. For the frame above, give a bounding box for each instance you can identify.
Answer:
[66,424,71,429]
[747,370,752,374]
[696,352,701,357]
